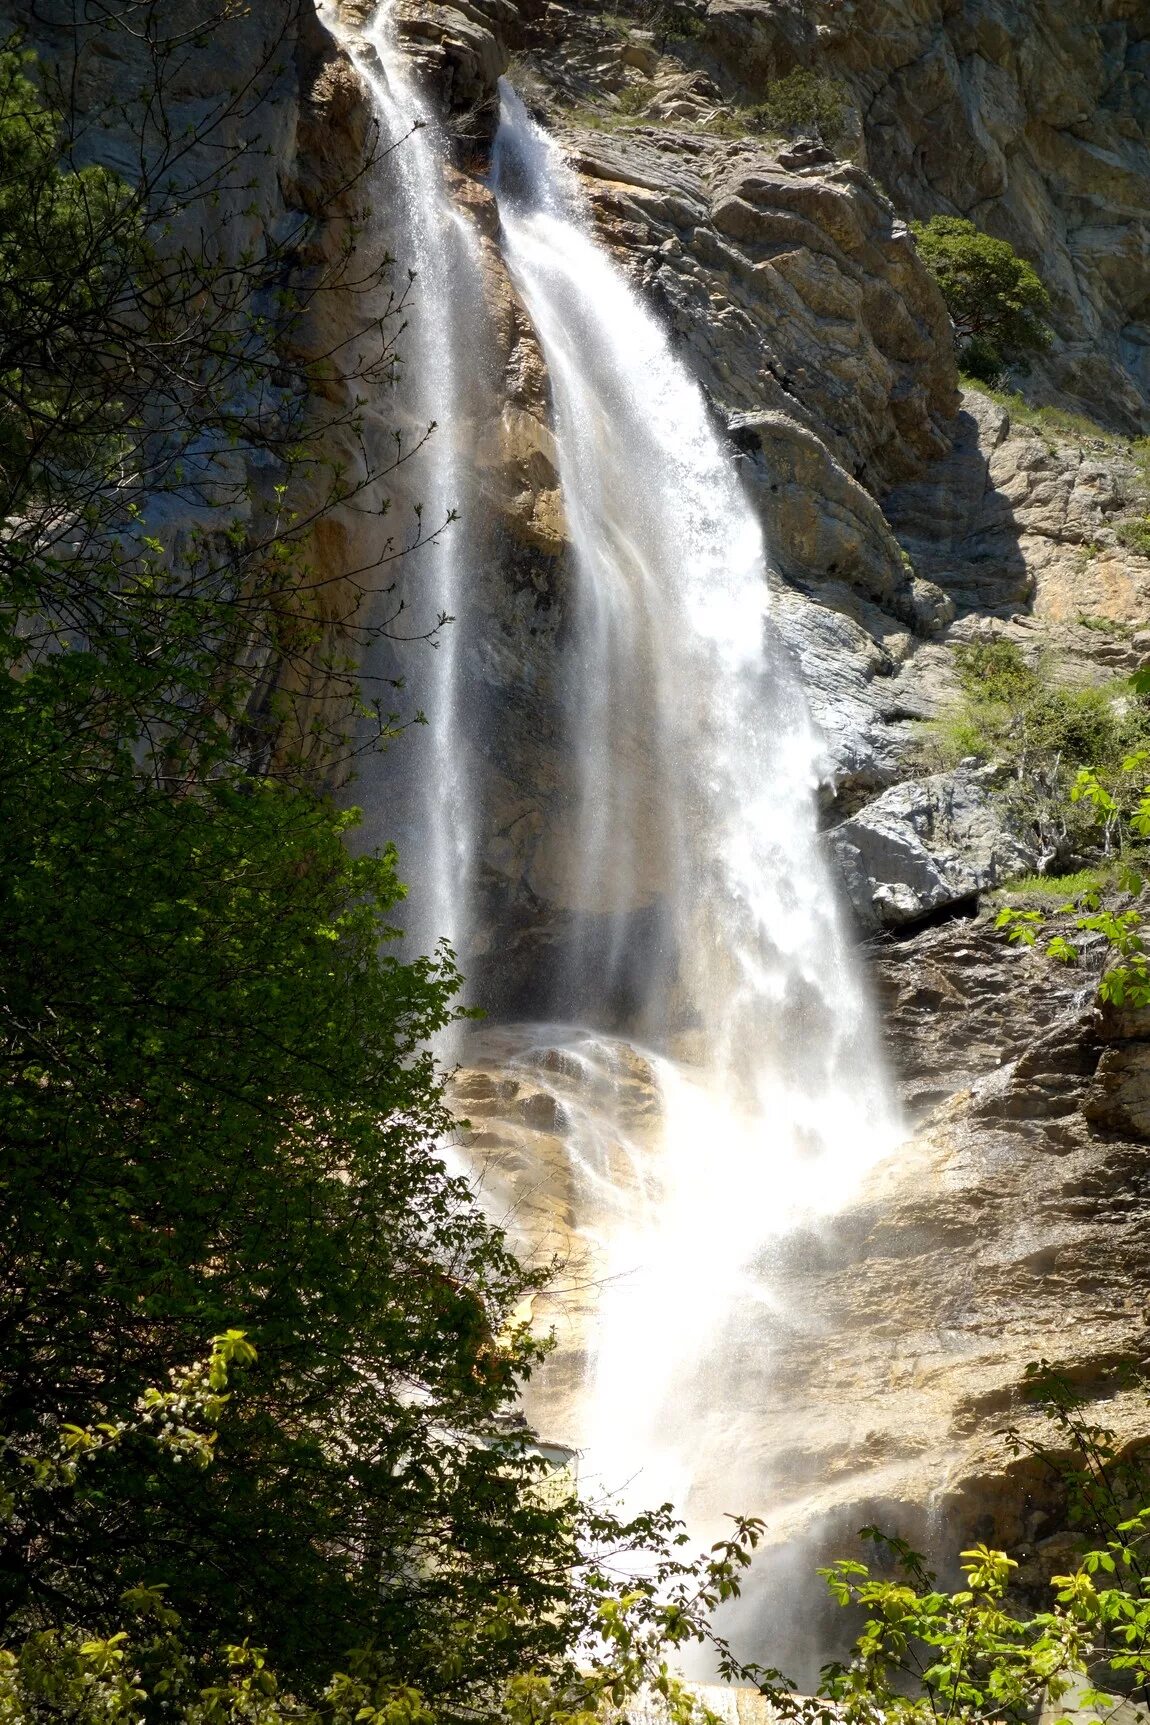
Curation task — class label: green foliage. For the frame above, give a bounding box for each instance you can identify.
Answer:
[661,8,707,40]
[1116,515,1150,558]
[1000,866,1115,904]
[615,81,654,115]
[596,0,705,43]
[1,1336,774,1725]
[914,215,1052,379]
[0,1338,775,1724]
[815,1367,1150,1725]
[0,44,140,509]
[994,753,1150,1007]
[924,637,1150,869]
[737,70,850,145]
[951,636,1038,704]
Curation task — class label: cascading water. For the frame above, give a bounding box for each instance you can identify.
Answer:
[322,0,485,976]
[322,0,904,1655]
[488,83,902,1529]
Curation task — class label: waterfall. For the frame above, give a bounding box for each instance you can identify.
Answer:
[322,0,485,978]
[320,0,903,1605]
[489,84,902,1526]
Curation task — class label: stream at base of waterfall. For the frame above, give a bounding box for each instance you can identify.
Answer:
[328,0,905,1672]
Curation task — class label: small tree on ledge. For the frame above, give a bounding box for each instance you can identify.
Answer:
[912,214,1053,382]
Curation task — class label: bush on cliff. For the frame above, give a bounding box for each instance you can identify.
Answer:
[913,215,1052,381]
[744,70,850,147]
[817,1365,1150,1725]
[923,637,1150,868]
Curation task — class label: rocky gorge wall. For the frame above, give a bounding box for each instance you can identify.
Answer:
[25,0,1150,1672]
[363,0,1150,1627]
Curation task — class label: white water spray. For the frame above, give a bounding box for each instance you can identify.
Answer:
[489,84,901,1525]
[324,0,485,975]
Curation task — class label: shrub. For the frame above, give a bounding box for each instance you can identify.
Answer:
[819,1368,1150,1725]
[923,638,1150,868]
[913,215,1052,378]
[615,81,654,114]
[599,0,705,40]
[952,636,1038,704]
[744,69,850,145]
[1116,514,1150,557]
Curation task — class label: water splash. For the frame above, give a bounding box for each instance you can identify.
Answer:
[489,83,902,1524]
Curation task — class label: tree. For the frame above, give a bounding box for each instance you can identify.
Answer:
[0,10,772,1717]
[913,216,1052,382]
[1,1334,775,1724]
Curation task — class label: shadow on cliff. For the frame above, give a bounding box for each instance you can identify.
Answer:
[882,401,1033,621]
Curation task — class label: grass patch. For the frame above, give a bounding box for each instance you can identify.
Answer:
[960,378,1121,447]
[566,63,850,147]
[700,108,779,139]
[1079,615,1135,638]
[561,102,649,132]
[997,866,1116,905]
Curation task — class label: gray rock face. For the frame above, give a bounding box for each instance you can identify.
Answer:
[700,0,1150,432]
[829,767,1038,931]
[567,128,959,494]
[751,918,1150,1647]
[886,386,1150,622]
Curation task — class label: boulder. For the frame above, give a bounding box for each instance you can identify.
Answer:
[829,766,1037,930]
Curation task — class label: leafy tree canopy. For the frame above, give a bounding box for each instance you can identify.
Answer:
[913,215,1052,382]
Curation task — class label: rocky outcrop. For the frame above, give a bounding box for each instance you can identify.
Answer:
[887,385,1150,622]
[697,0,1150,432]
[829,766,1037,932]
[759,916,1150,1574]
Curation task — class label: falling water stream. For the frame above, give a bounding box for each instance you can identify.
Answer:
[488,84,901,1526]
[324,0,485,975]
[329,0,902,1631]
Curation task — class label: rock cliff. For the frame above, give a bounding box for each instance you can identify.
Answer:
[26,0,1150,1675]
[380,0,1150,1644]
